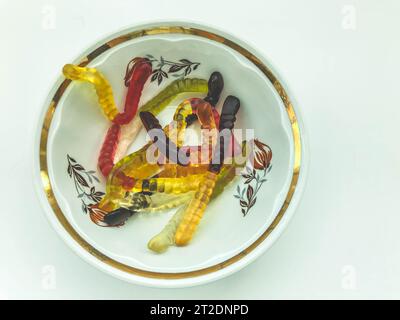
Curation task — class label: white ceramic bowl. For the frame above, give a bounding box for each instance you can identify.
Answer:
[34,21,307,288]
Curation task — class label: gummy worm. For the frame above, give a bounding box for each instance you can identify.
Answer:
[174,95,241,246]
[100,104,246,230]
[148,202,190,253]
[104,98,201,194]
[97,140,250,227]
[63,59,152,177]
[114,78,207,162]
[114,72,223,162]
[62,59,152,124]
[99,98,218,213]
[101,193,195,227]
[139,98,218,167]
[62,64,119,120]
[147,161,243,253]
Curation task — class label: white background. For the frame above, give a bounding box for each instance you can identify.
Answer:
[0,0,399,299]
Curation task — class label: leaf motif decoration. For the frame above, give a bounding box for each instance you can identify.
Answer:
[246,185,254,202]
[234,139,273,216]
[145,55,201,86]
[66,154,104,214]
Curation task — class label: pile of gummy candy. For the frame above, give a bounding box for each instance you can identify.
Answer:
[62,57,269,253]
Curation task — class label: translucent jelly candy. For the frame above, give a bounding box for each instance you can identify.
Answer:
[112,58,152,125]
[139,98,218,166]
[174,95,241,246]
[148,202,190,253]
[147,161,243,253]
[62,64,119,120]
[98,97,222,216]
[114,78,208,162]
[98,124,121,177]
[97,138,249,226]
[62,58,152,125]
[63,59,152,177]
[105,99,199,191]
[102,158,243,229]
[102,193,194,226]
[114,71,223,162]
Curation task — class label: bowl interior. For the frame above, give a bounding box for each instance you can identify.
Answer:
[47,33,294,273]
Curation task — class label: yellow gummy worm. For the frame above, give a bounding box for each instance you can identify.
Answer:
[148,202,190,253]
[147,164,241,253]
[101,170,206,212]
[130,174,205,194]
[117,192,194,214]
[165,99,193,147]
[62,64,119,120]
[140,78,207,114]
[99,174,201,212]
[174,171,217,246]
[173,142,250,245]
[157,163,208,178]
[174,95,243,245]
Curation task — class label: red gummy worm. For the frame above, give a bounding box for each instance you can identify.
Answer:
[98,124,121,177]
[98,58,152,177]
[112,59,152,125]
